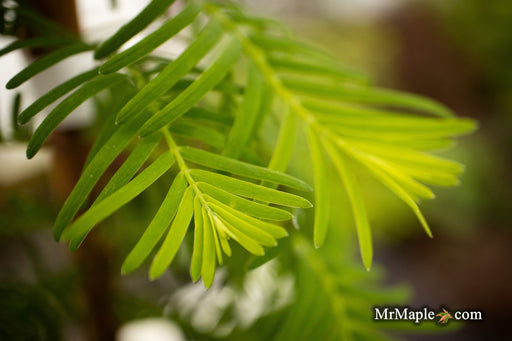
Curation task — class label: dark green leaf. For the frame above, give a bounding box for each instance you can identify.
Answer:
[99,1,201,73]
[6,43,93,89]
[11,93,21,131]
[26,73,126,158]
[53,110,153,240]
[84,103,121,167]
[62,151,176,251]
[18,68,99,124]
[94,0,177,59]
[0,36,75,58]
[95,132,162,203]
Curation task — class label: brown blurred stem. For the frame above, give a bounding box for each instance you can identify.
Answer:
[24,1,118,340]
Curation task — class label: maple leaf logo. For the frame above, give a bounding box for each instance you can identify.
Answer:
[436,308,453,324]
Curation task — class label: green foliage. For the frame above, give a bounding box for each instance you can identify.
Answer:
[94,0,177,59]
[26,73,127,158]
[18,68,99,125]
[1,0,475,281]
[99,1,201,73]
[1,0,477,338]
[243,237,412,341]
[6,42,94,89]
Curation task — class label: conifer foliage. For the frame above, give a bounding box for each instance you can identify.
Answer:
[1,1,475,338]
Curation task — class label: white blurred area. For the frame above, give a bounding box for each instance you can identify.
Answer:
[76,0,149,41]
[319,0,405,20]
[166,260,294,337]
[117,318,185,341]
[247,0,403,21]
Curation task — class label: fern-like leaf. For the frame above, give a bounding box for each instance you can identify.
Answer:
[205,2,477,268]
[1,0,476,288]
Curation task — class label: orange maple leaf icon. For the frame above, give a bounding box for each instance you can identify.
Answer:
[436,308,453,324]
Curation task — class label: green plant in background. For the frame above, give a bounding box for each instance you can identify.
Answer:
[1,0,476,339]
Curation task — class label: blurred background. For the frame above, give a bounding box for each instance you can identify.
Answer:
[0,0,511,340]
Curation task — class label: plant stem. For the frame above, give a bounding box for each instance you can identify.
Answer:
[161,128,211,211]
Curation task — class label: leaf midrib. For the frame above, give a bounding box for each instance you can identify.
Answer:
[162,128,211,211]
[205,6,344,151]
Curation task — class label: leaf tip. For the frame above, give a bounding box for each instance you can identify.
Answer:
[69,241,80,252]
[303,182,314,192]
[115,111,129,125]
[17,114,28,125]
[120,261,133,275]
[363,254,373,271]
[463,118,479,133]
[52,228,62,242]
[148,268,163,281]
[5,79,17,90]
[298,198,313,209]
[25,135,41,160]
[26,144,37,159]
[26,152,35,160]
[313,237,324,249]
[139,125,152,138]
[97,64,109,75]
[203,278,213,289]
[93,48,109,61]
